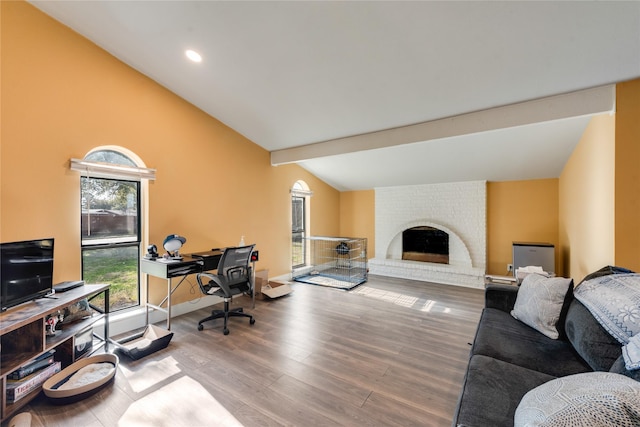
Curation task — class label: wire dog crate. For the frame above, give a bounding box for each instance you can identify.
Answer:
[293,236,367,290]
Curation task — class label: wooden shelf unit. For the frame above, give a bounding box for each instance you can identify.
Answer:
[0,284,110,422]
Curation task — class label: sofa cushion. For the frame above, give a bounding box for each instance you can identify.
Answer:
[511,274,573,339]
[485,283,519,313]
[565,299,622,371]
[514,372,640,426]
[472,308,591,377]
[453,355,556,427]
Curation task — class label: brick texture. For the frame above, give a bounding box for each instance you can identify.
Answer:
[370,181,486,288]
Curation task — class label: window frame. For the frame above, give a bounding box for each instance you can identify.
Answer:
[291,194,306,269]
[291,181,312,270]
[73,148,152,313]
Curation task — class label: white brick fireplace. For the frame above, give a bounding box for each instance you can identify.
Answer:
[369,181,486,288]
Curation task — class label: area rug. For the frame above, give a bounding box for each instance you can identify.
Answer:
[293,274,363,290]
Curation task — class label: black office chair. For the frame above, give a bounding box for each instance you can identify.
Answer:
[196,245,256,335]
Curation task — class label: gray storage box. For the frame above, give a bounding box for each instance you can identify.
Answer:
[512,242,555,276]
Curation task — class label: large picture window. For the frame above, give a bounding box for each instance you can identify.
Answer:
[75,149,149,312]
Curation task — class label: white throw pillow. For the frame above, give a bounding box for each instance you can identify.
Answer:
[514,372,640,426]
[511,273,572,339]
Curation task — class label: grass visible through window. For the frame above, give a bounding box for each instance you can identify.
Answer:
[83,246,138,311]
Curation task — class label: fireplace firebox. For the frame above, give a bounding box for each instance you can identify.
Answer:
[402,226,449,264]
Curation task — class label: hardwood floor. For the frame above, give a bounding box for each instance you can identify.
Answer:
[20,275,484,427]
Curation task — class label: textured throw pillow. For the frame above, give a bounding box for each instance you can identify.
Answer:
[514,372,640,426]
[511,274,572,339]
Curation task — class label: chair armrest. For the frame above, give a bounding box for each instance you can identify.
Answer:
[485,284,519,313]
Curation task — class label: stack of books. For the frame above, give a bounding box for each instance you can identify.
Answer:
[6,350,61,403]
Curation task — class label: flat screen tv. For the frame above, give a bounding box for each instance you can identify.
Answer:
[1,238,54,311]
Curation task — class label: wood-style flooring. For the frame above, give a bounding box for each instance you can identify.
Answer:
[19,275,484,427]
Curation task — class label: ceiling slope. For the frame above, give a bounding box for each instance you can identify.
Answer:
[29,1,640,190]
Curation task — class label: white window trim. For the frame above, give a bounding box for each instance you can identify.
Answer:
[70,158,156,181]
[290,188,313,197]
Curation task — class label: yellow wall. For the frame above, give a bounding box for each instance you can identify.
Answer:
[4,2,640,300]
[486,179,559,276]
[559,114,615,282]
[615,79,640,272]
[1,1,340,305]
[339,190,375,258]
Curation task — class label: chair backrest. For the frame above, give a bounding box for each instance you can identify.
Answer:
[217,244,255,280]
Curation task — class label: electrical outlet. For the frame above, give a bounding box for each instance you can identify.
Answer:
[507,264,513,273]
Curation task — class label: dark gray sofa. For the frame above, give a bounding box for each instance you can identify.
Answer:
[453,267,640,427]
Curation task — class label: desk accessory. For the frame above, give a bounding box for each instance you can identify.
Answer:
[144,244,158,259]
[163,234,186,260]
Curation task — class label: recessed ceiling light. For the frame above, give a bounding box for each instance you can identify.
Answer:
[185,49,202,63]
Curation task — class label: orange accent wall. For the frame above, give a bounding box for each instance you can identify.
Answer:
[339,190,375,258]
[1,1,340,305]
[6,2,640,299]
[559,114,615,282]
[486,179,559,276]
[615,79,640,272]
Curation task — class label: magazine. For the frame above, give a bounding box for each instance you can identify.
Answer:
[6,361,61,403]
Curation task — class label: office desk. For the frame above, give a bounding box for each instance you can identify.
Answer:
[141,251,222,330]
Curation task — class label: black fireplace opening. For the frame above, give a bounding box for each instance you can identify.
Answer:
[402,226,449,264]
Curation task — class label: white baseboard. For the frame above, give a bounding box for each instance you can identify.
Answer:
[270,272,294,282]
[99,272,296,338]
[95,295,223,337]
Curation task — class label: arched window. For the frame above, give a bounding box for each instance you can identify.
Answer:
[291,180,312,269]
[71,148,155,312]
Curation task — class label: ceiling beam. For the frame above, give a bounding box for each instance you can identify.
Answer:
[270,84,615,165]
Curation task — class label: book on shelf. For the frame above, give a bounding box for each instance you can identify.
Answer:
[6,361,61,403]
[8,350,56,380]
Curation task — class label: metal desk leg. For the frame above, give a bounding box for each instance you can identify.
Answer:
[251,261,256,309]
[145,273,150,326]
[104,287,110,352]
[167,277,172,330]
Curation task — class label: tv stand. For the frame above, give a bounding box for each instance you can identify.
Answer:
[0,284,109,422]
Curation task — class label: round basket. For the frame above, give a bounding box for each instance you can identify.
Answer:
[42,353,118,405]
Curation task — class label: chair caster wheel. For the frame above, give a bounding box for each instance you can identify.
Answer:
[198,324,204,331]
[250,318,256,325]
[223,329,230,335]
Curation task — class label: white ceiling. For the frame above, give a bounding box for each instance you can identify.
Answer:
[30,1,640,191]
